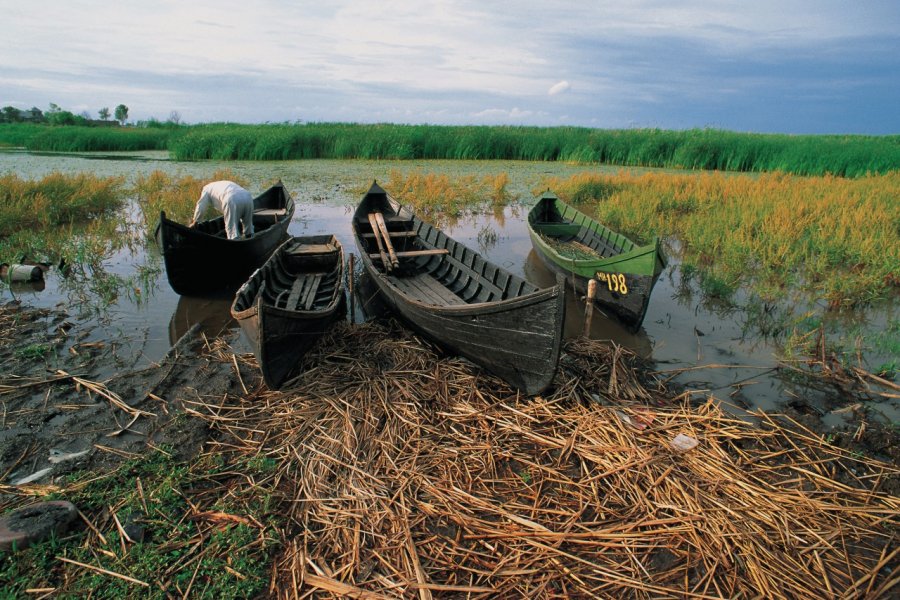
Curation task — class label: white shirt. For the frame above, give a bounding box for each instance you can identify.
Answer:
[192,181,250,223]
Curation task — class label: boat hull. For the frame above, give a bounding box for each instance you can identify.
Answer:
[353,182,564,395]
[155,182,294,296]
[527,193,666,332]
[231,235,345,390]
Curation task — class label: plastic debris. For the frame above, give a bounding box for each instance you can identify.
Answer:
[670,433,699,453]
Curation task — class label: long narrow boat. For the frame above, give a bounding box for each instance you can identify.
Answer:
[155,181,295,295]
[352,181,565,395]
[527,191,667,331]
[231,235,345,390]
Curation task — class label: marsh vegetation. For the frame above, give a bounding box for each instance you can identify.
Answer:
[3,122,898,177]
[1,154,898,598]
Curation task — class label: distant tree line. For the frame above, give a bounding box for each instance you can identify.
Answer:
[0,102,131,126]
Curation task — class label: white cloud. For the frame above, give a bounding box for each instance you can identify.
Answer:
[548,81,571,96]
[0,1,896,130]
[472,107,535,121]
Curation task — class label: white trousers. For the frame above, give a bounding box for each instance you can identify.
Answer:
[222,190,254,239]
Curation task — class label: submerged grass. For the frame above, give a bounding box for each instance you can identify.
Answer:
[541,170,900,307]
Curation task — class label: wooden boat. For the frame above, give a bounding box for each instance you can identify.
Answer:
[231,235,345,390]
[352,181,565,395]
[527,191,667,331]
[155,181,295,295]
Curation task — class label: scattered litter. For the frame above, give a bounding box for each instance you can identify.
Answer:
[669,433,699,453]
[11,467,53,486]
[48,448,91,464]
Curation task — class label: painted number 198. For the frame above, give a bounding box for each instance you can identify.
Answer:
[596,272,628,295]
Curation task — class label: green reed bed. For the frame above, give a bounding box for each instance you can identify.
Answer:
[167,123,900,177]
[0,123,178,152]
[541,171,900,308]
[4,122,897,176]
[0,123,50,148]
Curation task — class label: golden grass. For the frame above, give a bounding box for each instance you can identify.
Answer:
[385,170,512,226]
[540,171,900,306]
[181,321,899,599]
[0,172,125,235]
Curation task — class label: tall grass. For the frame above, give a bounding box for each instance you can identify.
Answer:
[3,122,898,176]
[0,172,125,235]
[0,173,130,291]
[540,171,900,307]
[25,125,170,152]
[169,124,900,177]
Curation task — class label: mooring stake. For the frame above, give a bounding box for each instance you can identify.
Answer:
[583,278,597,337]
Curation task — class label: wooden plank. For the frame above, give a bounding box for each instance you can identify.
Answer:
[253,208,287,217]
[285,278,305,310]
[366,213,391,271]
[414,273,465,305]
[373,212,400,269]
[300,274,323,310]
[286,243,336,255]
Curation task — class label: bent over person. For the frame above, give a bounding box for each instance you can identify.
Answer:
[189,180,255,240]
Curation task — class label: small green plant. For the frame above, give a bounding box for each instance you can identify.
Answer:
[874,361,898,380]
[14,342,53,359]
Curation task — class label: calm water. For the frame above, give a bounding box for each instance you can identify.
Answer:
[2,150,896,424]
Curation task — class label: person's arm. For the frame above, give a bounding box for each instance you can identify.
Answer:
[189,191,210,227]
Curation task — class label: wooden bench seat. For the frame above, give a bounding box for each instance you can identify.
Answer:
[287,243,338,255]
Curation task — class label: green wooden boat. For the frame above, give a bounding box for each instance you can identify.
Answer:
[527,191,667,331]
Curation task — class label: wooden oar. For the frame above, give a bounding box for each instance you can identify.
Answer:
[373,212,400,270]
[366,213,391,271]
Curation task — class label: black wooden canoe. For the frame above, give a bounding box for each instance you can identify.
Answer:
[231,235,345,390]
[527,191,667,332]
[352,181,565,395]
[155,181,295,295]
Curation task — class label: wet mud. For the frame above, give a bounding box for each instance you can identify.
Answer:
[0,302,241,486]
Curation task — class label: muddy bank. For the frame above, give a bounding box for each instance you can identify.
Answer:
[1,298,896,495]
[0,301,897,598]
[0,301,242,485]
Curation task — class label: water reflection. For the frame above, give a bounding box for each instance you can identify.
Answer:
[6,279,47,294]
[523,250,654,355]
[168,294,239,345]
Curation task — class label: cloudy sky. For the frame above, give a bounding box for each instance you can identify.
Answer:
[2,1,898,133]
